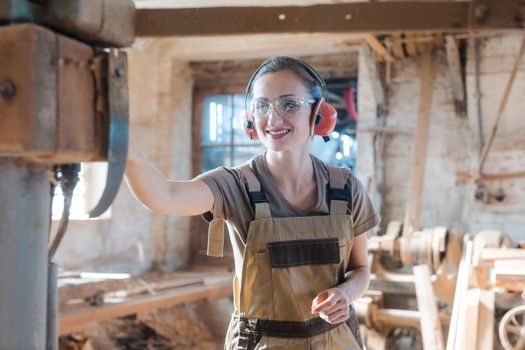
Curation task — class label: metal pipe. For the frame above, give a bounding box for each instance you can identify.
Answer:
[0,159,49,349]
[46,263,58,350]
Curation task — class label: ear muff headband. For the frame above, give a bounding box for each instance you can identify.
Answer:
[243,57,337,141]
[244,58,328,108]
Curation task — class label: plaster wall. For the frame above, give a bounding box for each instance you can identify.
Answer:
[54,45,194,274]
[463,34,525,240]
[357,34,525,242]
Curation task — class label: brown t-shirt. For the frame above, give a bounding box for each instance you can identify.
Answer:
[197,152,380,276]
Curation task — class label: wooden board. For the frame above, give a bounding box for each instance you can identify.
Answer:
[402,52,434,237]
[364,34,395,62]
[390,33,406,59]
[59,277,232,335]
[477,291,495,350]
[136,1,525,37]
[414,265,445,350]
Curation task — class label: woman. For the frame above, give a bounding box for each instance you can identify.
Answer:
[125,56,380,350]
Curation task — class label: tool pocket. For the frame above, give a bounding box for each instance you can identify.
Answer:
[267,238,341,320]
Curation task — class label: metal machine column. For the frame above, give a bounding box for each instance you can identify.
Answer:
[0,159,49,349]
[0,1,135,348]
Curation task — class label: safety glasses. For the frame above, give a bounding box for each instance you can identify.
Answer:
[250,96,316,119]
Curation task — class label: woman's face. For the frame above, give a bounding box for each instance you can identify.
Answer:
[250,70,314,153]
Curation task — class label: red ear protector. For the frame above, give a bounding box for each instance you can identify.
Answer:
[242,57,337,142]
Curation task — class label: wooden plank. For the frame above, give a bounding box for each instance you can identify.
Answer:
[375,308,451,329]
[361,44,386,106]
[58,278,232,335]
[477,291,495,350]
[135,1,525,37]
[493,259,525,291]
[446,237,473,350]
[461,289,481,350]
[390,33,406,59]
[414,265,445,350]
[415,33,432,55]
[456,170,525,181]
[445,35,466,111]
[456,289,495,350]
[404,32,418,56]
[364,34,395,63]
[402,52,434,237]
[480,248,525,262]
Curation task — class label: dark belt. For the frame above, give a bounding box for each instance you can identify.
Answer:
[236,316,342,339]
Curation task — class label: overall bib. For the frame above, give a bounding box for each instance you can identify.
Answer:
[218,163,363,350]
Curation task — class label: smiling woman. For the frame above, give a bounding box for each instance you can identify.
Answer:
[125,56,380,350]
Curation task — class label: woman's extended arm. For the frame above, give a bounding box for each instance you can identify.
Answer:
[311,233,370,324]
[125,142,214,216]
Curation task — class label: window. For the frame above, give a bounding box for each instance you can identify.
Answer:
[200,93,262,172]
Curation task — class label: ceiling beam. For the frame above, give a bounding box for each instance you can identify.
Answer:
[136,1,525,37]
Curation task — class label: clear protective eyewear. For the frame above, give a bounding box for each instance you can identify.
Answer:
[250,96,316,119]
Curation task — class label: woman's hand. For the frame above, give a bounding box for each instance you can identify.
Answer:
[310,234,371,324]
[311,286,352,324]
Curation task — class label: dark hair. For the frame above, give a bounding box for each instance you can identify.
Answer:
[245,56,325,101]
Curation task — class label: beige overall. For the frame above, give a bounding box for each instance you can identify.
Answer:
[208,163,363,350]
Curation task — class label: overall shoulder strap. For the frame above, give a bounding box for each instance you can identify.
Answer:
[327,166,350,215]
[235,162,272,219]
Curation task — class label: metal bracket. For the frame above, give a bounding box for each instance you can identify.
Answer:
[89,50,129,218]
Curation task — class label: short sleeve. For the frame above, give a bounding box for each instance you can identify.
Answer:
[347,173,380,236]
[196,166,251,222]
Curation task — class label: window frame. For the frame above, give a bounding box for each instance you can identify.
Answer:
[192,85,254,177]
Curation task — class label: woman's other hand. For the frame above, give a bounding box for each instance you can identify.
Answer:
[311,286,352,324]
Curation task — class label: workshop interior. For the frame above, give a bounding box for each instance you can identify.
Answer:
[0,1,524,349]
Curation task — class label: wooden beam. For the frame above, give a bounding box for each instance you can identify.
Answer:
[456,289,495,350]
[402,52,435,237]
[374,308,451,329]
[445,35,466,112]
[446,238,473,350]
[136,1,525,37]
[462,289,481,350]
[58,278,232,335]
[414,265,445,350]
[364,34,395,63]
[361,44,386,106]
[390,33,406,59]
[480,248,525,262]
[456,169,525,181]
[405,33,418,56]
[477,291,495,350]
